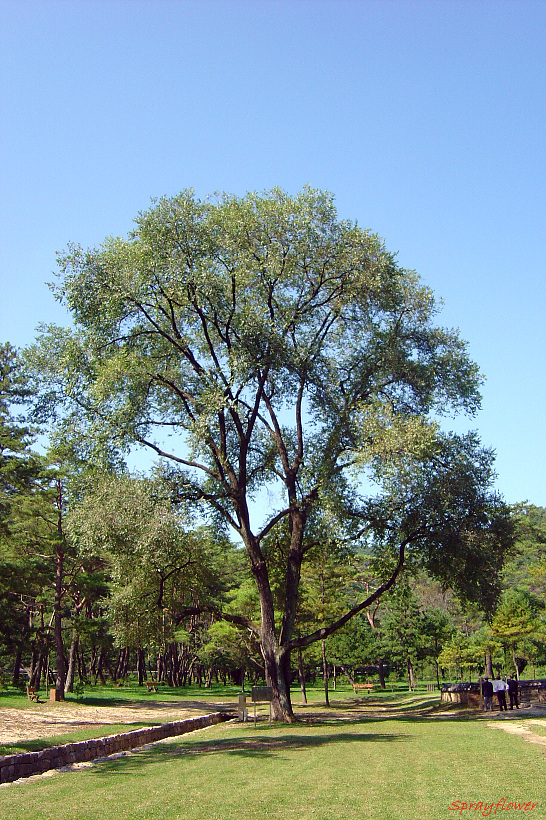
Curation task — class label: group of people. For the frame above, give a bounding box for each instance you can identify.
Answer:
[481,676,519,712]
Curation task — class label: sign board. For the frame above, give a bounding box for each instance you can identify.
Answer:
[251,686,273,702]
[250,687,273,726]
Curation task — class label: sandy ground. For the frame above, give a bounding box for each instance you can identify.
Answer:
[0,699,233,745]
[1,696,545,747]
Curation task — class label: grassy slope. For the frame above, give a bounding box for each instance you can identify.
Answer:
[1,687,545,820]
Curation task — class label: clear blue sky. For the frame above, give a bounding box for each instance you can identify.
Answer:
[1,0,544,506]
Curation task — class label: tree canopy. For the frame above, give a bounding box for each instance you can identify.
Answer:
[0,343,40,531]
[27,187,514,720]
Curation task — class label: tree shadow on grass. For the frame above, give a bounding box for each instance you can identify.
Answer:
[75,696,233,713]
[86,727,410,779]
[293,695,440,717]
[294,696,488,725]
[74,696,132,707]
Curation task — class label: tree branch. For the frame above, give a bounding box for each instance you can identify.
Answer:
[174,605,260,638]
[256,507,292,544]
[285,535,414,652]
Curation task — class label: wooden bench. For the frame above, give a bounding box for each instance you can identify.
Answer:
[27,686,41,703]
[146,681,158,693]
[353,683,374,694]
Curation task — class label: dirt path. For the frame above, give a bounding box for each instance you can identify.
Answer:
[0,700,232,745]
[488,717,546,747]
[2,696,545,746]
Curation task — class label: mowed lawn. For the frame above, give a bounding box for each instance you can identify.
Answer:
[1,706,545,820]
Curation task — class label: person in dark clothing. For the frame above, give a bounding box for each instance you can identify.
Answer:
[507,676,519,709]
[482,677,494,712]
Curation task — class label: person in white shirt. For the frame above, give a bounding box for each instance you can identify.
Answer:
[492,678,508,711]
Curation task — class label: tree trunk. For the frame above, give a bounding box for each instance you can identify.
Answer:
[44,653,51,687]
[29,646,38,686]
[137,648,146,685]
[90,645,98,677]
[485,649,494,678]
[512,643,520,680]
[297,648,307,704]
[378,658,386,689]
[242,498,306,723]
[114,647,127,681]
[77,642,87,682]
[261,636,294,722]
[64,629,78,694]
[157,653,165,682]
[147,657,157,682]
[322,640,330,706]
[171,643,181,686]
[54,479,66,700]
[29,649,45,689]
[122,646,130,678]
[341,665,355,688]
[407,657,416,690]
[94,648,106,685]
[253,556,295,722]
[12,650,22,687]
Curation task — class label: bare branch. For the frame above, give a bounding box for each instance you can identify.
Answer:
[256,507,292,544]
[134,435,221,479]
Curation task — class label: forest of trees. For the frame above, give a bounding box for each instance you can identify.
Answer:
[1,338,545,702]
[1,190,545,719]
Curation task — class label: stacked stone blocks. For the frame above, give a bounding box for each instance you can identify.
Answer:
[0,712,230,785]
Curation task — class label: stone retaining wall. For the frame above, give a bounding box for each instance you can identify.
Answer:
[0,712,231,785]
[441,691,481,707]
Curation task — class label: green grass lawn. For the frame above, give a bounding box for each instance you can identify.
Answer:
[0,679,245,709]
[1,685,545,820]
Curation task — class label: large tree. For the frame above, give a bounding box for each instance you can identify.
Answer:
[28,188,513,720]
